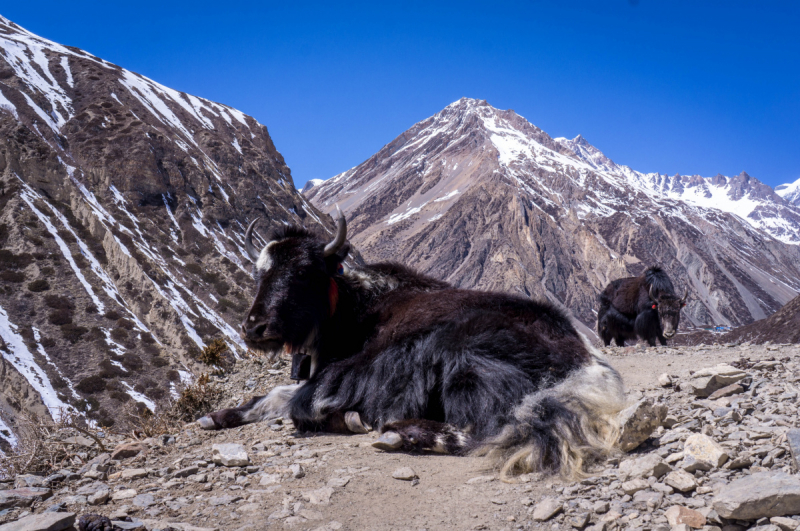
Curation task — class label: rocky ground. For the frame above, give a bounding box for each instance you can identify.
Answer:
[2,342,800,531]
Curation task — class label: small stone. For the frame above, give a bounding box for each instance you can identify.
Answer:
[0,511,76,531]
[621,478,649,495]
[259,473,282,486]
[618,397,669,452]
[466,475,495,484]
[302,487,335,505]
[786,429,800,471]
[211,443,250,467]
[110,442,148,460]
[713,471,800,520]
[14,475,45,489]
[658,373,673,387]
[327,476,351,488]
[111,489,137,501]
[570,512,591,528]
[682,434,729,472]
[391,467,417,480]
[172,466,200,478]
[708,384,745,400]
[665,506,707,528]
[592,500,610,514]
[87,488,110,506]
[665,470,698,492]
[209,494,242,506]
[290,464,305,479]
[132,493,155,507]
[619,454,672,479]
[771,517,800,531]
[120,468,147,479]
[0,488,53,509]
[532,498,563,521]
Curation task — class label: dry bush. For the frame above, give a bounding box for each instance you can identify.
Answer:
[122,402,174,438]
[0,409,106,478]
[199,338,227,367]
[173,373,221,422]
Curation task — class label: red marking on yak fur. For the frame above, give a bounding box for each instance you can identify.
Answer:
[329,278,339,316]
[652,304,657,309]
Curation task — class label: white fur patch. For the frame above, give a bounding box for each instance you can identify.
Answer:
[241,383,300,423]
[256,241,277,272]
[343,269,399,292]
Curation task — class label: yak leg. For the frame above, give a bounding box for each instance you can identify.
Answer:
[198,384,300,430]
[658,334,668,346]
[373,419,469,455]
[614,336,626,347]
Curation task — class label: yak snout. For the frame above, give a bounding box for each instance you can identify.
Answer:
[241,313,279,344]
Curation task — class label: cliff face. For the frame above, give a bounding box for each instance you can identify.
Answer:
[306,98,800,338]
[0,15,334,435]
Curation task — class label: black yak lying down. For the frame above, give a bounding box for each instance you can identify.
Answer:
[199,215,626,479]
[597,266,688,347]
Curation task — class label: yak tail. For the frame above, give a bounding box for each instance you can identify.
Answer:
[482,353,627,482]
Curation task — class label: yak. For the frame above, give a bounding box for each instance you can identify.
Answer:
[198,214,626,479]
[597,266,688,347]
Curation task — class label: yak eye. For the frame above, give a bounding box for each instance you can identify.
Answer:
[409,437,417,444]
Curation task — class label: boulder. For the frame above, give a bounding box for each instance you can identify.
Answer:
[532,498,563,521]
[665,470,698,493]
[211,443,250,467]
[713,472,800,520]
[665,506,706,528]
[111,442,148,460]
[617,397,668,452]
[687,365,747,397]
[681,434,728,472]
[618,454,672,479]
[0,488,53,509]
[0,512,75,531]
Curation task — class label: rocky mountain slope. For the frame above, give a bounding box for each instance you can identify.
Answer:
[0,15,334,437]
[305,98,800,336]
[776,178,800,207]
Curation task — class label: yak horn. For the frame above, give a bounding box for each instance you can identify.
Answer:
[244,218,261,263]
[681,288,688,303]
[323,207,347,257]
[649,285,657,301]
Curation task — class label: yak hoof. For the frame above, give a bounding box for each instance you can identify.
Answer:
[197,416,218,430]
[372,431,402,451]
[345,411,370,434]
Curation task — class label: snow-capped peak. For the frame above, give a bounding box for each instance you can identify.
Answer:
[776,177,800,206]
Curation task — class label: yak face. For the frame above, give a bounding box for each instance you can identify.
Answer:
[240,217,349,356]
[650,286,688,339]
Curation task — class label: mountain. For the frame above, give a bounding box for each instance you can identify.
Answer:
[776,177,800,207]
[305,98,800,338]
[0,15,334,435]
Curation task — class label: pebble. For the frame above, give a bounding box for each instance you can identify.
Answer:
[211,443,250,467]
[532,497,563,521]
[391,467,417,480]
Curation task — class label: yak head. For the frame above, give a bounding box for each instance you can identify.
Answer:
[239,213,349,358]
[649,285,688,339]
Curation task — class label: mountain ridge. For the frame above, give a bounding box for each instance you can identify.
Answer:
[305,97,800,336]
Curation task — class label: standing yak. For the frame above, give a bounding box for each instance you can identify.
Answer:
[199,215,627,480]
[597,266,688,347]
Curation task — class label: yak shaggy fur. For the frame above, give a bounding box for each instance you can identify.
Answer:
[201,225,626,480]
[597,266,686,347]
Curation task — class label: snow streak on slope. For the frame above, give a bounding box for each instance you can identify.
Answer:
[0,305,74,420]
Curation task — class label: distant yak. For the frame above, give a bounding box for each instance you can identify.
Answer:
[198,214,626,479]
[597,266,688,347]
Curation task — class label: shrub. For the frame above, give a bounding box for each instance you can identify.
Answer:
[98,360,125,378]
[110,327,128,341]
[27,279,50,292]
[140,378,157,389]
[173,373,221,422]
[115,318,134,330]
[44,295,74,310]
[140,333,155,344]
[199,338,227,366]
[76,375,106,394]
[167,369,180,382]
[121,353,143,371]
[151,356,168,367]
[103,310,121,320]
[185,263,202,275]
[214,280,230,296]
[142,344,160,357]
[40,266,55,276]
[48,309,73,326]
[110,390,130,403]
[40,337,56,348]
[133,383,146,393]
[0,250,33,269]
[86,327,104,342]
[85,303,98,314]
[60,324,87,343]
[0,270,25,282]
[145,387,166,400]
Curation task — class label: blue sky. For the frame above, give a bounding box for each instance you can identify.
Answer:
[4,1,799,189]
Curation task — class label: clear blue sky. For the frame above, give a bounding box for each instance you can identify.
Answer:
[4,1,799,189]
